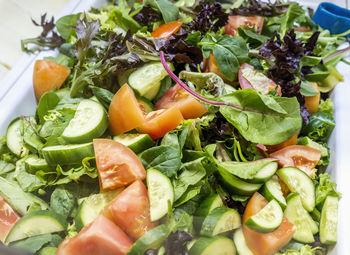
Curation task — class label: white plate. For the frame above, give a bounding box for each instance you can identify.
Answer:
[0,1,349,254]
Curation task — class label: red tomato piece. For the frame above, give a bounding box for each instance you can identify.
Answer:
[33,60,71,100]
[56,215,132,255]
[238,63,281,95]
[103,180,157,240]
[243,192,296,255]
[155,84,207,119]
[225,15,265,36]
[138,106,183,140]
[270,145,322,177]
[109,84,145,135]
[0,196,20,242]
[151,21,183,39]
[93,139,146,191]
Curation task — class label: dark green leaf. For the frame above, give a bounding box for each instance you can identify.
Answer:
[144,0,179,23]
[238,27,269,47]
[36,92,60,124]
[50,185,76,218]
[139,145,181,178]
[301,112,335,142]
[185,31,201,45]
[56,14,80,40]
[10,234,53,253]
[174,180,204,207]
[154,76,173,101]
[279,3,305,35]
[89,85,114,109]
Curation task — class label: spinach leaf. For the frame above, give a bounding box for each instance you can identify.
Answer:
[139,145,181,178]
[45,54,74,68]
[109,9,141,33]
[56,14,80,40]
[301,112,335,143]
[144,0,179,23]
[300,81,319,97]
[36,92,60,124]
[219,89,302,145]
[15,160,45,192]
[161,132,180,153]
[174,180,204,207]
[50,185,76,218]
[238,27,269,47]
[89,85,114,109]
[279,2,305,35]
[10,234,53,253]
[200,34,248,81]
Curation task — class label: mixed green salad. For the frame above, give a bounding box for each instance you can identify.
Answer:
[1,0,349,254]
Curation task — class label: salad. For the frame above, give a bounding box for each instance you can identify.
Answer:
[0,0,348,254]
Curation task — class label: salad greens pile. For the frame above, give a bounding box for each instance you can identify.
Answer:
[1,0,348,254]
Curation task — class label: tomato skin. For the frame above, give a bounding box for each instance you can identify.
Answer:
[33,60,71,100]
[203,53,226,81]
[56,215,132,255]
[270,145,321,177]
[243,192,296,255]
[304,82,320,114]
[103,180,157,240]
[109,84,145,135]
[93,139,146,191]
[225,15,264,36]
[155,84,207,119]
[266,132,298,153]
[238,63,281,95]
[0,196,20,242]
[138,106,183,139]
[151,21,183,39]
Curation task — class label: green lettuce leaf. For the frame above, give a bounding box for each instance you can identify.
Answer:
[316,173,341,210]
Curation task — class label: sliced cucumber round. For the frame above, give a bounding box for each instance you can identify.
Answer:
[127,224,170,255]
[128,62,173,100]
[189,236,236,255]
[261,175,287,210]
[320,196,338,245]
[113,133,154,154]
[6,118,28,157]
[62,99,108,143]
[245,199,283,233]
[250,162,278,183]
[284,193,316,243]
[42,142,94,166]
[147,168,174,222]
[218,167,262,196]
[75,189,123,231]
[200,207,241,237]
[25,155,50,173]
[277,167,315,212]
[233,228,254,255]
[5,210,67,244]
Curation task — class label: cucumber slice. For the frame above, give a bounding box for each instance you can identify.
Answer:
[251,162,278,183]
[233,228,254,255]
[113,133,154,154]
[218,167,262,195]
[147,168,174,222]
[62,99,108,143]
[6,118,29,157]
[75,190,122,231]
[189,236,236,255]
[200,207,241,236]
[128,62,173,100]
[284,193,316,243]
[137,96,154,113]
[127,225,170,255]
[245,200,283,233]
[261,175,287,210]
[42,142,94,166]
[5,210,67,244]
[277,167,315,212]
[320,196,338,245]
[25,155,50,173]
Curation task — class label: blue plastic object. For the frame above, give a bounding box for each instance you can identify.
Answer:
[312,2,350,37]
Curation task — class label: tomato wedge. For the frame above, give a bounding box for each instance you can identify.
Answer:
[93,139,146,191]
[155,84,207,119]
[0,196,20,242]
[243,192,296,255]
[56,215,132,255]
[270,145,322,177]
[304,82,320,114]
[238,63,281,95]
[109,84,145,135]
[225,15,265,36]
[203,53,226,81]
[138,106,183,139]
[151,21,183,39]
[103,180,157,240]
[33,60,71,100]
[266,132,298,153]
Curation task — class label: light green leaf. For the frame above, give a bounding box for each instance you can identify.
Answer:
[300,81,319,97]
